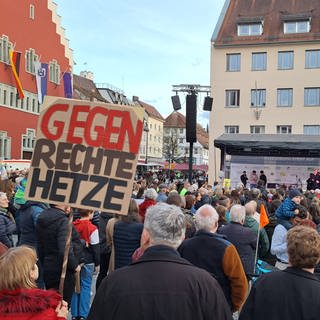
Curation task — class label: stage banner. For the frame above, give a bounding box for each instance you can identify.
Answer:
[25,96,144,215]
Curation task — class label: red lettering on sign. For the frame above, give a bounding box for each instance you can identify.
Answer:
[67,105,89,144]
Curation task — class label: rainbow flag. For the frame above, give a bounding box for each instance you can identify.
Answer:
[9,50,24,99]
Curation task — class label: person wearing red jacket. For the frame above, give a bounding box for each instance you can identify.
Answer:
[0,246,68,320]
[138,188,157,222]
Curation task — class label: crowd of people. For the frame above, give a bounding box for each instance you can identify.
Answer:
[0,167,320,319]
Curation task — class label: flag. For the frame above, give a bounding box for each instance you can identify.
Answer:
[63,72,73,98]
[35,61,48,104]
[9,50,24,99]
[259,203,269,229]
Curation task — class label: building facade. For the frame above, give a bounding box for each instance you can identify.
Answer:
[164,111,209,166]
[137,100,164,164]
[0,0,72,159]
[209,0,320,182]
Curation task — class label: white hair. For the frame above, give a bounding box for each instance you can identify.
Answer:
[144,203,186,248]
[244,201,256,216]
[230,204,246,223]
[144,188,158,200]
[194,204,219,232]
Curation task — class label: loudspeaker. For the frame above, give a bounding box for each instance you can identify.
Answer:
[171,95,181,111]
[186,94,197,143]
[203,96,213,111]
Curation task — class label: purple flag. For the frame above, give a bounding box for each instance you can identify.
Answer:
[63,72,73,98]
[35,61,48,104]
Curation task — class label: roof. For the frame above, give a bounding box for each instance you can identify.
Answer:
[214,134,320,157]
[138,100,164,121]
[73,74,106,102]
[164,111,186,128]
[164,112,209,148]
[213,0,320,46]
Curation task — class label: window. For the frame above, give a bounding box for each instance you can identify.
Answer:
[2,90,6,105]
[22,129,36,151]
[9,92,14,107]
[29,4,35,19]
[0,35,13,64]
[250,126,265,134]
[49,59,60,84]
[179,128,183,134]
[225,126,239,134]
[226,53,241,71]
[304,125,320,135]
[278,51,294,70]
[277,125,292,134]
[251,89,266,107]
[304,88,320,106]
[277,89,293,107]
[226,90,240,107]
[284,20,310,34]
[305,50,320,69]
[252,52,267,70]
[25,48,38,74]
[238,23,263,36]
[179,138,184,143]
[0,131,11,159]
[150,124,152,129]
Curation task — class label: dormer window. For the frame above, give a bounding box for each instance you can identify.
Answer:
[237,22,263,36]
[284,20,310,34]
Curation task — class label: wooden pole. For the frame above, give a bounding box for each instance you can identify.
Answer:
[58,211,73,297]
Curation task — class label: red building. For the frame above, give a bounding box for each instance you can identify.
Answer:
[0,0,73,159]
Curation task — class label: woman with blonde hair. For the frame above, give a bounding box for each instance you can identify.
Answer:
[0,246,68,319]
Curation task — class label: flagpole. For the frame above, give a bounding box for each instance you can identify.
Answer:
[253,225,260,274]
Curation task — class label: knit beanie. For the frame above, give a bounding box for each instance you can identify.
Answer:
[289,189,301,199]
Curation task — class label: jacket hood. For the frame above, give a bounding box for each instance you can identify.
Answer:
[73,219,92,233]
[0,288,61,313]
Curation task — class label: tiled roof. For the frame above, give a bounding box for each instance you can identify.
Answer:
[164,111,186,128]
[164,112,209,148]
[73,74,106,102]
[214,0,320,46]
[138,100,164,121]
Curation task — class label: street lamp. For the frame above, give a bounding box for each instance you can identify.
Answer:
[144,121,149,164]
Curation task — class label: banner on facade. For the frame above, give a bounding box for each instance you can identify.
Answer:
[25,96,144,215]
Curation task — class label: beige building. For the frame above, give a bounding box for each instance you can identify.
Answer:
[209,0,320,184]
[138,100,164,164]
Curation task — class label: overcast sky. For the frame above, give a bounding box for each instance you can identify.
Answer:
[54,0,225,126]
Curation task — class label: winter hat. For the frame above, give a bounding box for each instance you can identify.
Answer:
[289,189,302,199]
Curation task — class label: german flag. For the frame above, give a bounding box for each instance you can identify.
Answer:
[9,50,24,99]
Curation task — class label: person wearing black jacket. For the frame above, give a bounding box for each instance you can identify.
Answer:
[88,203,232,320]
[36,205,83,305]
[239,226,320,320]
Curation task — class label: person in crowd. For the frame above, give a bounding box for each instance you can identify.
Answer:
[275,189,301,229]
[178,205,248,313]
[229,189,241,206]
[216,205,229,230]
[271,206,316,270]
[217,196,231,221]
[179,181,190,196]
[18,201,48,248]
[259,170,267,186]
[95,211,113,290]
[0,246,68,320]
[138,188,157,222]
[71,209,100,320]
[0,192,16,248]
[113,200,143,269]
[156,183,168,202]
[244,201,269,259]
[166,190,183,207]
[182,194,196,238]
[106,213,120,274]
[88,203,232,320]
[240,171,248,187]
[36,205,83,305]
[249,170,258,189]
[239,225,320,320]
[306,172,317,191]
[219,204,257,275]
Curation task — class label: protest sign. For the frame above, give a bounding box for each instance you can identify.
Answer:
[25,96,144,215]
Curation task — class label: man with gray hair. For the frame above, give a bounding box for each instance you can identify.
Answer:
[179,204,248,313]
[219,204,257,275]
[88,203,232,320]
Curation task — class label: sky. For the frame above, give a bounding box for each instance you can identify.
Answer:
[54,0,225,126]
